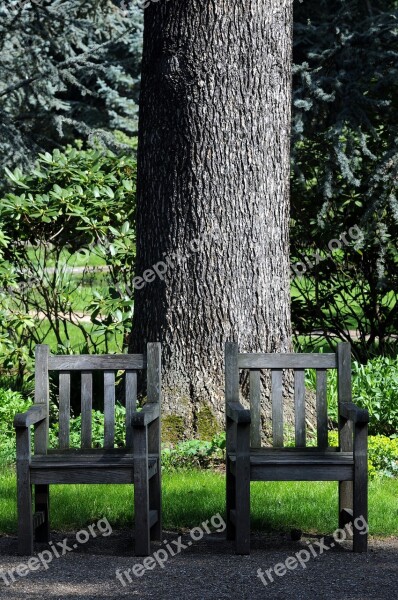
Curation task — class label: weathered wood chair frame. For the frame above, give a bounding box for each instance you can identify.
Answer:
[225,342,368,554]
[14,343,162,556]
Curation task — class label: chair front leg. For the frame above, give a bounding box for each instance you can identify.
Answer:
[235,421,250,555]
[134,425,150,556]
[226,416,236,540]
[16,427,34,555]
[148,418,162,541]
[353,421,368,552]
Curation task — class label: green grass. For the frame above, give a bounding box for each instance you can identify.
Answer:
[1,465,397,537]
[34,320,123,354]
[27,273,111,313]
[26,248,107,269]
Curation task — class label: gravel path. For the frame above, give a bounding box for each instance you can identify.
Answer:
[0,530,397,599]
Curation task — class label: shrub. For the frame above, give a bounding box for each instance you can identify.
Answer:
[328,430,398,479]
[0,144,136,381]
[0,388,31,463]
[306,355,398,436]
[352,357,398,436]
[161,433,226,471]
[367,435,398,479]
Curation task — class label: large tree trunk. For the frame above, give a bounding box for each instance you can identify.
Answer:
[131,0,293,439]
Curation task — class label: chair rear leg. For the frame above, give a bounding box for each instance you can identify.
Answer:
[338,480,353,530]
[134,456,150,556]
[35,484,50,543]
[149,460,162,541]
[226,460,236,541]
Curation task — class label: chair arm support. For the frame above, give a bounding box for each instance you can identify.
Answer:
[132,403,160,427]
[14,405,47,428]
[227,402,251,424]
[339,402,369,424]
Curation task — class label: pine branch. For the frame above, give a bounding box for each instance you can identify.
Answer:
[0,23,138,99]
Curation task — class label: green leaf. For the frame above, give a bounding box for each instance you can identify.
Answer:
[4,167,29,189]
[122,180,133,192]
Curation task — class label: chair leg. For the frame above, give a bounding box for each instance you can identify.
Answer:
[149,459,162,541]
[353,433,368,552]
[134,457,150,556]
[226,460,236,540]
[338,480,353,530]
[35,484,50,543]
[16,428,33,556]
[16,464,33,555]
[353,488,368,552]
[235,460,250,554]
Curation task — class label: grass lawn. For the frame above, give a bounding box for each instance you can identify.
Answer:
[29,273,111,314]
[33,319,124,354]
[1,464,397,538]
[26,247,107,269]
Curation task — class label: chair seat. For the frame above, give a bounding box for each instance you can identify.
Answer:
[29,449,158,484]
[228,448,354,481]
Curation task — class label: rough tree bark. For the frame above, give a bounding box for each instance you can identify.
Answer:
[130,0,293,438]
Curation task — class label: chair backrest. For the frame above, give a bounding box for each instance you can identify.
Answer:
[33,343,161,454]
[225,342,352,449]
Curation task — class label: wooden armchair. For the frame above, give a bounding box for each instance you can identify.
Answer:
[14,343,162,556]
[225,342,368,554]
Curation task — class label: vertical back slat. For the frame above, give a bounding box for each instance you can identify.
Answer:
[59,372,71,449]
[316,369,328,448]
[125,370,137,448]
[104,371,115,449]
[34,345,50,454]
[271,369,283,447]
[81,372,93,449]
[249,370,261,448]
[294,369,306,447]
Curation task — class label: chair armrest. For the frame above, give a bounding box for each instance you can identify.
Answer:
[14,405,47,428]
[339,402,369,424]
[132,403,160,427]
[226,402,251,424]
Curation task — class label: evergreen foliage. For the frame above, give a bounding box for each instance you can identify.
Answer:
[291,0,398,359]
[0,0,143,176]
